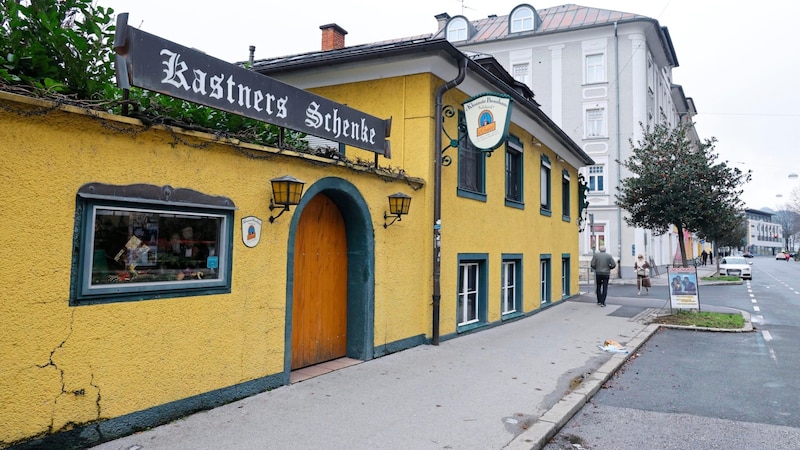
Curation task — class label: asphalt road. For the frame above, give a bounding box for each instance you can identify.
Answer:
[545,257,800,450]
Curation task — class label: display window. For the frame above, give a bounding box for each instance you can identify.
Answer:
[71,185,234,304]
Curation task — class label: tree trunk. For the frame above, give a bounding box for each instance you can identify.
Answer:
[712,241,719,276]
[676,223,688,267]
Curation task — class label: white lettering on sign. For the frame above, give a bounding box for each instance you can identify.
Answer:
[305,102,377,146]
[159,49,288,119]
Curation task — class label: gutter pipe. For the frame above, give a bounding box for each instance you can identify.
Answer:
[432,56,467,346]
[615,21,623,278]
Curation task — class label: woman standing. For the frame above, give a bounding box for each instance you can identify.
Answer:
[634,254,651,295]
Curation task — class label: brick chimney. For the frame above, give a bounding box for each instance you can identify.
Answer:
[320,23,347,51]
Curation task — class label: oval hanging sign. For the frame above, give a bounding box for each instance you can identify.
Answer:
[462,93,513,151]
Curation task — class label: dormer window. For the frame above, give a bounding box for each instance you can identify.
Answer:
[510,5,539,33]
[447,17,469,42]
[510,7,534,32]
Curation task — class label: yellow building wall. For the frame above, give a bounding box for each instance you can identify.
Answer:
[435,89,582,334]
[305,74,439,349]
[313,74,579,334]
[0,68,583,446]
[304,74,436,180]
[310,75,582,336]
[0,93,430,446]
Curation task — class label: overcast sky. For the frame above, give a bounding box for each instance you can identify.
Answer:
[101,0,800,210]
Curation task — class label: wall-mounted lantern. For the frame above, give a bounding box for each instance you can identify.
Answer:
[269,175,305,223]
[383,192,412,228]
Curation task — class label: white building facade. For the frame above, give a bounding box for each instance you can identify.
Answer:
[745,209,784,256]
[433,4,696,277]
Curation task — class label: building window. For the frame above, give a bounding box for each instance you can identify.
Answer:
[589,223,606,253]
[585,107,606,138]
[71,184,234,304]
[562,170,570,221]
[512,63,530,85]
[458,111,486,200]
[505,136,523,205]
[447,17,468,42]
[585,53,605,84]
[561,256,570,297]
[540,255,551,305]
[540,155,551,215]
[501,255,523,316]
[457,254,488,330]
[510,6,535,33]
[588,165,605,193]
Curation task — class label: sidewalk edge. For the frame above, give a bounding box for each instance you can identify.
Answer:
[503,324,660,450]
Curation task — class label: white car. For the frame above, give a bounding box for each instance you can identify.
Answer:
[719,256,752,279]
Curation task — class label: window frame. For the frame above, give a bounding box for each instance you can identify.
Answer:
[510,6,535,33]
[457,254,488,332]
[447,17,468,42]
[561,255,571,298]
[458,111,487,201]
[501,254,523,318]
[584,53,606,84]
[540,155,551,216]
[561,170,571,222]
[512,63,530,86]
[585,107,607,139]
[70,184,235,305]
[505,135,524,207]
[587,165,606,193]
[540,254,552,305]
[587,222,607,254]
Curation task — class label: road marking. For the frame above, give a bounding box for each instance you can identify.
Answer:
[753,306,761,312]
[753,315,764,323]
[751,298,757,303]
[769,348,778,365]
[762,330,773,341]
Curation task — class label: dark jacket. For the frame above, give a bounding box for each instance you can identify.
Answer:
[590,251,616,276]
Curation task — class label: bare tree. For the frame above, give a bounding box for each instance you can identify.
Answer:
[773,207,800,252]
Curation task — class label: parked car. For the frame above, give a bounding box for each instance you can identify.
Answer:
[776,252,790,261]
[719,256,752,279]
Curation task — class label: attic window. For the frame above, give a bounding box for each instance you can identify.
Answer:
[447,17,468,42]
[510,6,535,33]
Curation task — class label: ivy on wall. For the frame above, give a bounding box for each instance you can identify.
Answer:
[0,0,306,150]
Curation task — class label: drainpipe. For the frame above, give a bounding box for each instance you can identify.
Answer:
[614,22,623,278]
[432,57,467,346]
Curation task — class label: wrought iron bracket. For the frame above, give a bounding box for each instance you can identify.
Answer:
[440,105,466,167]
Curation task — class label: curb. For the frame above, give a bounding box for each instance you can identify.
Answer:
[504,323,660,450]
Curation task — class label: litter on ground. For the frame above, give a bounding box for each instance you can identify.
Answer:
[598,339,628,354]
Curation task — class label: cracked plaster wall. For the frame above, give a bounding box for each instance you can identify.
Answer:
[0,82,433,447]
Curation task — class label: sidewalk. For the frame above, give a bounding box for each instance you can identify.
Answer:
[609,264,721,286]
[91,299,657,450]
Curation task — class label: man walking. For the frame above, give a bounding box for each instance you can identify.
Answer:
[590,246,616,307]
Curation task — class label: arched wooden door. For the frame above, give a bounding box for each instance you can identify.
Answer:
[291,193,348,370]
